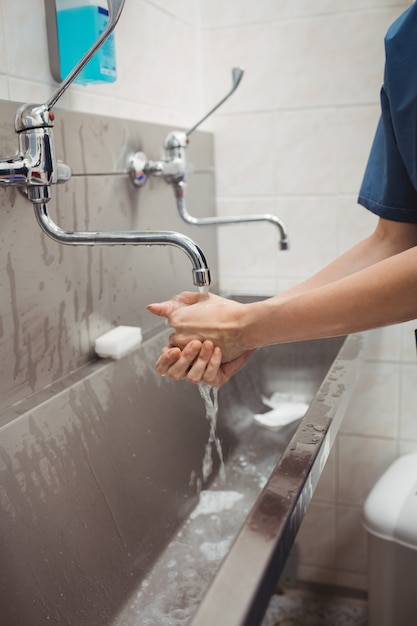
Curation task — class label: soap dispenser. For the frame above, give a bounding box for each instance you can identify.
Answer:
[47,0,118,85]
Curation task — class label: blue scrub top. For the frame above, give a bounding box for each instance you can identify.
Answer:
[358,2,417,223]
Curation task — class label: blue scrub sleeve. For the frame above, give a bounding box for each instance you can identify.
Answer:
[358,2,417,223]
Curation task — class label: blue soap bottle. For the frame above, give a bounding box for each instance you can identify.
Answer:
[56,0,117,84]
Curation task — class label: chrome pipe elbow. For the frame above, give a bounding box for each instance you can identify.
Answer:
[33,201,211,288]
[174,181,289,251]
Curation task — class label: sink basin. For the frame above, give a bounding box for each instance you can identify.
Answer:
[0,317,364,626]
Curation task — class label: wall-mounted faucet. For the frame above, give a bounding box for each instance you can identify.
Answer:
[0,0,211,288]
[130,68,289,251]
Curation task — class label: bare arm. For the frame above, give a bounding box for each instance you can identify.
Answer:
[243,242,417,349]
[280,217,417,296]
[148,218,417,384]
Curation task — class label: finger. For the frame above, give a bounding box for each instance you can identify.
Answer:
[221,351,253,380]
[201,346,223,386]
[205,349,253,388]
[169,330,205,350]
[186,340,215,384]
[147,291,204,318]
[174,291,205,305]
[166,340,203,381]
[154,346,181,376]
[147,300,181,318]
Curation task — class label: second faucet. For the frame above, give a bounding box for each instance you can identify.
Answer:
[130,67,289,252]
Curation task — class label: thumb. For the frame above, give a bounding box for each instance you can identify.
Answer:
[147,291,203,318]
[146,301,178,318]
[174,291,204,305]
[147,301,171,317]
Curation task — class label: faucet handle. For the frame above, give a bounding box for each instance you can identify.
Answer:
[186,67,244,138]
[130,67,244,188]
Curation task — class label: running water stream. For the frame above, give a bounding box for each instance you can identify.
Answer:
[197,382,226,485]
[195,286,226,485]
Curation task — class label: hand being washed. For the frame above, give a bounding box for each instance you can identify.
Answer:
[147,291,255,386]
[153,339,253,387]
[147,291,251,363]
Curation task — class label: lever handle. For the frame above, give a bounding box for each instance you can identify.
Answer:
[46,0,125,111]
[15,0,125,132]
[186,67,244,137]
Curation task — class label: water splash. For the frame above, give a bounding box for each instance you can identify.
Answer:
[197,382,225,484]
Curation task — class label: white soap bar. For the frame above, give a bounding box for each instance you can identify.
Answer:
[95,326,142,360]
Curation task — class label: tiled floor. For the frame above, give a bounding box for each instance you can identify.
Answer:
[262,588,368,626]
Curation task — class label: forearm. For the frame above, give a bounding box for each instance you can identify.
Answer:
[242,245,417,349]
[281,217,417,297]
[148,218,417,365]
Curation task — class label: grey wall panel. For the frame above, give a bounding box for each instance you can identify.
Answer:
[0,99,218,411]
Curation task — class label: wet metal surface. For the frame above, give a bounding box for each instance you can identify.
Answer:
[191,332,364,626]
[0,325,364,626]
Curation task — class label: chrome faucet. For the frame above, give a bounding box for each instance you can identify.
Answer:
[0,0,211,288]
[130,68,289,251]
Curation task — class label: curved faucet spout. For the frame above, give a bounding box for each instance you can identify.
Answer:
[33,201,211,288]
[174,181,289,251]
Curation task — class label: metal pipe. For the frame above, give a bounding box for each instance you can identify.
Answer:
[174,181,289,250]
[33,200,211,287]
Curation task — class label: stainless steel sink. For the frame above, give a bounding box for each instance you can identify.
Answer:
[0,314,364,626]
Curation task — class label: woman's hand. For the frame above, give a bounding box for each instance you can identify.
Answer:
[154,339,254,387]
[147,291,250,363]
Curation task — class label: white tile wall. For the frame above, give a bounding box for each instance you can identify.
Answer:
[271,16,337,108]
[0,1,202,128]
[202,3,412,294]
[1,0,416,594]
